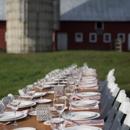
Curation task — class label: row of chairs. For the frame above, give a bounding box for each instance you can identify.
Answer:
[99,69,130,130]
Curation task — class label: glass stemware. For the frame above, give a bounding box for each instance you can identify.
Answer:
[9,95,21,126]
[50,117,66,130]
[53,97,66,119]
[27,89,35,111]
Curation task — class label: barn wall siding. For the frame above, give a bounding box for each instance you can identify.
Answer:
[0,21,6,51]
[56,21,130,51]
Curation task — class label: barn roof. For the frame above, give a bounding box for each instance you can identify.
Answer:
[0,0,6,21]
[60,0,130,21]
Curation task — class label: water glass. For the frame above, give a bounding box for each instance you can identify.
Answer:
[53,97,66,119]
[54,85,64,98]
[50,118,66,130]
[9,95,21,126]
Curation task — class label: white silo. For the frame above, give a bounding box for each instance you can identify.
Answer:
[6,0,54,53]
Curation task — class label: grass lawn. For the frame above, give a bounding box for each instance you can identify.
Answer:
[0,50,130,99]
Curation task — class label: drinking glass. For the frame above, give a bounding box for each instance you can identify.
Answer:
[50,117,66,130]
[53,97,66,119]
[27,89,35,111]
[9,95,21,126]
[65,87,72,99]
[54,85,64,98]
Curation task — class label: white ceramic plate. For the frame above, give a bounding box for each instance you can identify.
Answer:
[0,112,22,121]
[47,91,54,94]
[35,99,52,103]
[33,92,46,98]
[50,106,68,111]
[43,85,54,89]
[43,120,50,125]
[29,111,37,116]
[13,127,36,130]
[80,83,97,88]
[76,92,100,97]
[63,112,100,120]
[0,112,27,122]
[64,125,102,130]
[71,100,99,107]
[18,101,36,108]
[20,95,31,98]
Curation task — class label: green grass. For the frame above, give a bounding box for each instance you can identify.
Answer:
[0,50,130,99]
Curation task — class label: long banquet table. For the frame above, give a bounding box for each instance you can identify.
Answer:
[0,70,104,130]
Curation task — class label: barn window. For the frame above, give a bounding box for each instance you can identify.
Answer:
[95,22,104,30]
[75,33,83,42]
[104,33,111,43]
[118,33,125,43]
[89,33,97,43]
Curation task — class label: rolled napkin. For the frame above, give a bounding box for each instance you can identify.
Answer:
[73,95,100,101]
[69,104,99,111]
[66,119,104,127]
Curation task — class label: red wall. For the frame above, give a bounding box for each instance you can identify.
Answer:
[55,21,130,51]
[0,21,6,51]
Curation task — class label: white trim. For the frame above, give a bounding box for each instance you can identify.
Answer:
[103,33,111,43]
[89,33,97,43]
[75,33,83,42]
[117,33,125,43]
[95,22,104,30]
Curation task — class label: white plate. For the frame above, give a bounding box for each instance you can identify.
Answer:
[35,99,52,103]
[80,83,97,88]
[71,100,99,107]
[76,92,100,97]
[14,127,36,130]
[43,120,50,125]
[64,125,102,130]
[63,112,100,120]
[48,91,54,94]
[33,92,46,98]
[20,95,31,98]
[0,112,27,122]
[0,112,22,121]
[50,106,68,111]
[43,85,54,88]
[29,111,37,116]
[19,101,36,108]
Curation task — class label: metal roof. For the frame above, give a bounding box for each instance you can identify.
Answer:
[60,0,130,21]
[0,0,6,21]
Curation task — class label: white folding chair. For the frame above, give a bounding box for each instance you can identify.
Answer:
[121,110,130,130]
[105,97,130,130]
[105,90,126,122]
[102,83,120,118]
[99,68,115,92]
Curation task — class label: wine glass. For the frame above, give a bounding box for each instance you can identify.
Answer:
[27,89,35,111]
[50,117,66,130]
[65,87,72,99]
[53,97,66,119]
[9,95,21,126]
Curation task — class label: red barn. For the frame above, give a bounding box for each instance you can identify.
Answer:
[0,0,6,51]
[53,0,130,51]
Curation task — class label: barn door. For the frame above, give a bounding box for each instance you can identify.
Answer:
[57,33,68,50]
